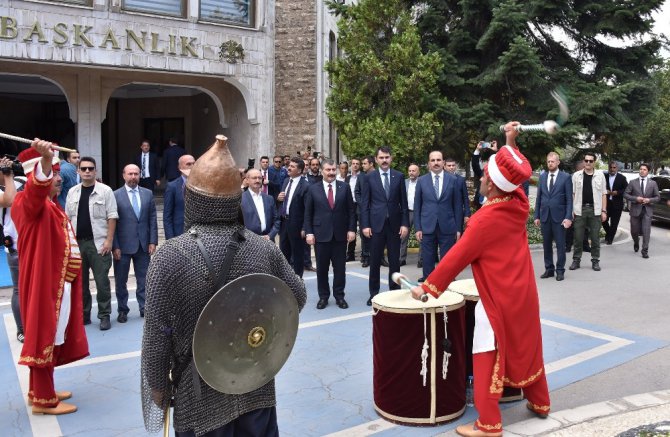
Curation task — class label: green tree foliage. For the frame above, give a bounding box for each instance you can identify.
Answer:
[412,0,665,167]
[326,0,444,167]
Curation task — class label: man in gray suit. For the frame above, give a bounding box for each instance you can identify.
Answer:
[112,164,158,322]
[534,152,573,281]
[624,163,659,258]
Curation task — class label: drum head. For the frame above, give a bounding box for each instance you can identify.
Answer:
[372,289,463,312]
[447,279,479,301]
[192,273,299,394]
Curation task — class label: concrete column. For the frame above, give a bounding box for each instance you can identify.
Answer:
[76,72,104,179]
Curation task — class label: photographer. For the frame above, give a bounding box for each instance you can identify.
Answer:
[0,156,23,342]
[471,141,498,208]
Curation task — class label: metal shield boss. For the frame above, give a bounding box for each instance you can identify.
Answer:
[192,273,299,394]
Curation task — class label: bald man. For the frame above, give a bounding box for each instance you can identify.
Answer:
[163,155,195,239]
[113,164,158,322]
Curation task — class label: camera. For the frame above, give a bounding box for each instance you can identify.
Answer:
[247,158,255,170]
[0,155,24,176]
[481,142,491,149]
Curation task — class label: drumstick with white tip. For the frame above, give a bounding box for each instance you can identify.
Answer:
[391,273,429,302]
[0,132,77,153]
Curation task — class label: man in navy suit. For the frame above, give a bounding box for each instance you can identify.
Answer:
[534,152,573,281]
[414,151,463,281]
[360,146,409,305]
[278,157,310,277]
[241,169,281,240]
[603,161,629,244]
[304,159,356,309]
[161,138,186,182]
[135,140,161,192]
[112,164,158,322]
[163,154,195,239]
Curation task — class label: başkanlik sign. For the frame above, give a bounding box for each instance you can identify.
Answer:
[0,16,227,59]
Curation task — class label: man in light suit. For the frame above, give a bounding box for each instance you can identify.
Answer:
[278,157,310,277]
[163,154,195,239]
[534,152,573,281]
[241,169,281,240]
[360,146,409,305]
[624,163,660,258]
[304,159,356,309]
[112,164,158,322]
[603,161,629,245]
[135,140,161,192]
[414,151,462,281]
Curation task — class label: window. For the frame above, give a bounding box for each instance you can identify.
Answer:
[123,0,185,17]
[201,0,254,27]
[53,0,92,5]
[653,176,670,191]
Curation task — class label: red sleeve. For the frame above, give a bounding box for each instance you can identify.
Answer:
[11,173,51,226]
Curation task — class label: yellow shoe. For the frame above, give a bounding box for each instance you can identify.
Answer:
[32,402,77,415]
[455,424,502,437]
[28,391,73,406]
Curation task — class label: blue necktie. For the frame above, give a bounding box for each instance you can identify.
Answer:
[383,172,390,199]
[434,175,440,198]
[131,189,140,220]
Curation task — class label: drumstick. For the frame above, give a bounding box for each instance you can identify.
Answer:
[0,132,77,153]
[391,272,429,302]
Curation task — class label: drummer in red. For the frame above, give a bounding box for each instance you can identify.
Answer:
[411,122,550,437]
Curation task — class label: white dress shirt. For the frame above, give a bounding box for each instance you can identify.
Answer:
[407,179,417,211]
[285,176,302,214]
[250,190,267,232]
[547,170,558,191]
[141,152,150,178]
[322,180,336,199]
[348,173,358,202]
[431,170,445,196]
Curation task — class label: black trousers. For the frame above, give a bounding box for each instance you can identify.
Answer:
[139,178,155,191]
[315,240,347,300]
[280,220,305,277]
[368,219,401,296]
[603,204,623,243]
[175,407,278,437]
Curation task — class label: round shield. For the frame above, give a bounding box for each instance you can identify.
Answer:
[192,273,299,394]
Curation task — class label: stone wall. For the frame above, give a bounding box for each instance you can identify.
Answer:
[274,0,317,156]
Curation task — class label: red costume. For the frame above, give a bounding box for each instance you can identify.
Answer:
[421,146,550,434]
[12,160,89,408]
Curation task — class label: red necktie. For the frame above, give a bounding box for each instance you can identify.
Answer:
[328,183,334,209]
[262,171,268,194]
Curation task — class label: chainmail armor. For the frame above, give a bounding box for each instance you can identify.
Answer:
[141,190,306,436]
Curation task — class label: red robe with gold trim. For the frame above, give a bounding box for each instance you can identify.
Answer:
[421,186,545,397]
[12,173,89,368]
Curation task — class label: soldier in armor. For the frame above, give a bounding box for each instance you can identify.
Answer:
[141,135,307,436]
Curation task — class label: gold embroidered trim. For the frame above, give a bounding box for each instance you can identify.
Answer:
[31,395,59,406]
[423,281,442,297]
[528,401,551,412]
[483,195,512,208]
[489,351,503,394]
[32,177,52,187]
[503,366,544,387]
[20,345,54,365]
[475,419,503,431]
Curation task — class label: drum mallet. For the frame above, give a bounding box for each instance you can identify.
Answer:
[499,89,569,135]
[391,272,429,302]
[0,132,77,153]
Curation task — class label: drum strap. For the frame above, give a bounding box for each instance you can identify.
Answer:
[442,309,451,380]
[421,309,429,387]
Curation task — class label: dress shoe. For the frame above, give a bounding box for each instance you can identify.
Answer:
[381,258,389,267]
[304,265,317,272]
[540,270,554,279]
[316,298,328,309]
[605,239,612,245]
[417,277,425,283]
[99,317,111,331]
[117,312,128,323]
[140,310,144,318]
[633,240,640,252]
[366,297,372,306]
[28,391,72,406]
[399,260,406,266]
[336,299,349,309]
[642,252,649,259]
[455,424,501,437]
[361,261,369,268]
[555,272,564,281]
[569,260,580,270]
[591,260,601,271]
[526,401,549,419]
[32,402,77,415]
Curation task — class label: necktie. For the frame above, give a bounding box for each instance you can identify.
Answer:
[131,189,140,220]
[383,172,390,199]
[142,154,147,178]
[328,183,334,209]
[640,178,645,195]
[262,170,268,194]
[549,173,555,192]
[434,174,440,198]
[282,179,293,215]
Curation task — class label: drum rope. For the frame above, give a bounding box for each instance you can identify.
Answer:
[442,308,451,380]
[420,308,429,387]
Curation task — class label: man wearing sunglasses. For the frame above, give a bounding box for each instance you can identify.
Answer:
[570,153,607,271]
[65,158,118,330]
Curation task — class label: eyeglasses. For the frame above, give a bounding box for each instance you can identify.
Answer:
[274,160,282,163]
[80,166,95,172]
[583,159,594,163]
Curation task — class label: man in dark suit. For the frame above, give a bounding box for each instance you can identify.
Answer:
[241,169,281,240]
[278,157,310,277]
[534,152,573,281]
[603,161,629,244]
[624,163,660,258]
[304,159,356,309]
[444,157,471,230]
[112,164,158,322]
[135,140,161,192]
[360,146,409,305]
[161,138,186,182]
[163,154,195,239]
[414,151,463,281]
[305,157,323,185]
[355,156,377,267]
[345,158,362,262]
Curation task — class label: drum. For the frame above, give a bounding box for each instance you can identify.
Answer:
[372,289,466,425]
[448,279,523,403]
